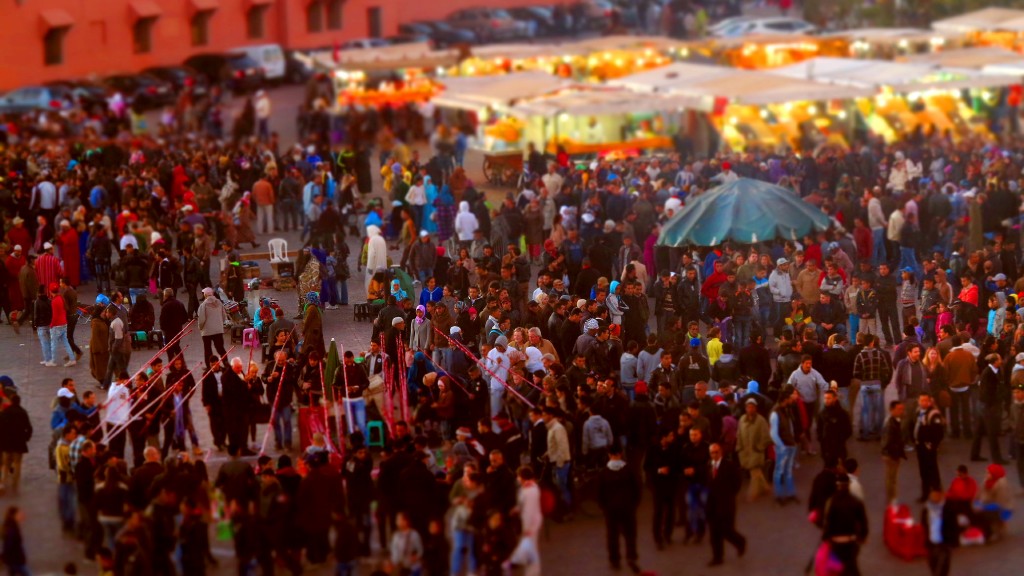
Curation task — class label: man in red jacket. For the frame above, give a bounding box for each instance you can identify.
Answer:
[48,282,75,367]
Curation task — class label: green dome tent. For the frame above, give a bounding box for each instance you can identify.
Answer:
[657,178,832,247]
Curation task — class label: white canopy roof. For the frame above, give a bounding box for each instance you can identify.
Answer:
[932,7,1024,32]
[508,88,705,118]
[901,46,1024,68]
[432,72,570,112]
[307,42,460,72]
[609,62,738,92]
[612,61,872,104]
[772,56,1019,93]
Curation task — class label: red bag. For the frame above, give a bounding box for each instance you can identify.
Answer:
[883,505,927,560]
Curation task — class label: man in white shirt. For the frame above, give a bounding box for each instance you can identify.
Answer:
[486,336,510,432]
[255,90,272,141]
[867,187,888,265]
[541,164,563,196]
[843,457,864,501]
[104,371,133,459]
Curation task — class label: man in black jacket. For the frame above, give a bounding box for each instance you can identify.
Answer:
[527,407,547,471]
[644,428,682,549]
[706,442,746,567]
[738,332,772,391]
[817,389,852,467]
[223,358,252,455]
[971,353,1008,464]
[914,392,946,502]
[598,445,641,572]
[882,401,907,504]
[201,356,227,450]
[822,474,868,575]
[158,288,188,363]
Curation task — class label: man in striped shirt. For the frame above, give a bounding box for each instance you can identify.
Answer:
[34,242,63,291]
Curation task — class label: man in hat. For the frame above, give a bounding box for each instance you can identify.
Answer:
[197,287,227,367]
[4,217,31,256]
[573,318,600,358]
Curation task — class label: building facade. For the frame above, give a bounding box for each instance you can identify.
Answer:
[0,0,556,90]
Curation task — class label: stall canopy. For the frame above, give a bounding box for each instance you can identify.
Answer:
[507,88,705,118]
[307,42,460,72]
[657,178,831,246]
[609,62,737,92]
[772,56,1020,93]
[932,7,1024,32]
[432,72,570,112]
[826,27,958,46]
[901,46,1024,68]
[613,62,872,104]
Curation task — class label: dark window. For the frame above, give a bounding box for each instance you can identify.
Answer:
[247,5,268,39]
[307,0,324,33]
[43,28,67,66]
[367,6,382,38]
[327,0,343,30]
[133,17,156,54]
[191,10,213,46]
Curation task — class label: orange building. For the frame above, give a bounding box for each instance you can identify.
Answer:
[0,0,559,90]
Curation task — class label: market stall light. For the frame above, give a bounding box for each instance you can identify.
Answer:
[729,116,739,125]
[759,109,768,119]
[930,37,946,47]
[808,105,818,115]
[681,48,690,57]
[837,110,847,120]
[898,39,909,49]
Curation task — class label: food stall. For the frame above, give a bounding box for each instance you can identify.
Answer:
[771,56,1020,141]
[709,33,848,69]
[932,7,1024,49]
[431,71,571,184]
[613,62,872,151]
[826,28,964,59]
[305,42,459,108]
[507,89,705,158]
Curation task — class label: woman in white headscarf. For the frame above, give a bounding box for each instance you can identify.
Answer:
[365,224,388,292]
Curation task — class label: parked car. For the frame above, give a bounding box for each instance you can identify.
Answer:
[508,6,557,37]
[385,33,432,46]
[184,52,266,94]
[100,74,175,110]
[43,80,108,110]
[447,8,526,42]
[142,65,209,98]
[711,17,817,37]
[706,15,751,36]
[406,20,477,47]
[0,86,74,114]
[232,44,287,83]
[284,49,318,85]
[566,0,615,31]
[339,38,391,50]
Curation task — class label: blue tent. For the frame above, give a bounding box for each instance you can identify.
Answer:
[657,178,831,247]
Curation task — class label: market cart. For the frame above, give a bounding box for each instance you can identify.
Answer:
[482,150,523,186]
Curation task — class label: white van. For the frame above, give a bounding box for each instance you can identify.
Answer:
[232,44,286,82]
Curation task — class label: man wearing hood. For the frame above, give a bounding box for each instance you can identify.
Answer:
[365,225,388,292]
[486,336,510,432]
[454,201,478,249]
[197,287,227,367]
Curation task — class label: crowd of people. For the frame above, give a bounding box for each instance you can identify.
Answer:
[2,79,1024,576]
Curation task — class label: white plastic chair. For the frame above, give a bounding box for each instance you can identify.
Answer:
[268,238,290,263]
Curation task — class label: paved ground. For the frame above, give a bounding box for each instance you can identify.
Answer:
[11,75,1024,574]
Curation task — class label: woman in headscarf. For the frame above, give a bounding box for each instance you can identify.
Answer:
[390,279,408,302]
[301,291,325,361]
[422,175,439,235]
[406,352,437,409]
[410,305,432,353]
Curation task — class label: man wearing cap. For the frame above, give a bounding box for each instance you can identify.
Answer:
[410,231,436,284]
[768,258,793,334]
[34,242,63,292]
[573,318,600,358]
[197,287,227,367]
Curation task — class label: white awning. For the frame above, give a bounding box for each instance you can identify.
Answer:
[432,72,570,112]
[508,88,706,118]
[932,7,1024,32]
